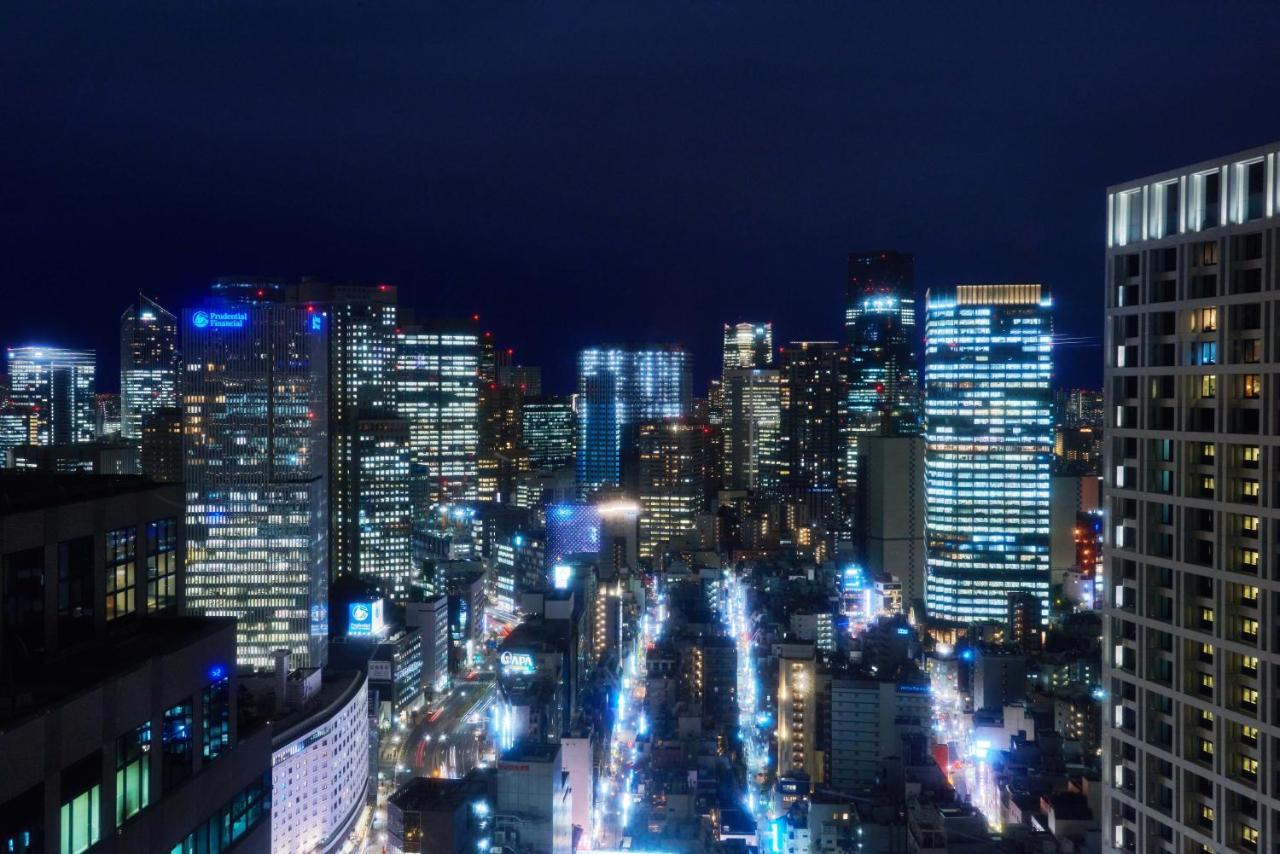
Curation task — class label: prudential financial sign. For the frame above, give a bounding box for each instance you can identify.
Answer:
[191,310,248,330]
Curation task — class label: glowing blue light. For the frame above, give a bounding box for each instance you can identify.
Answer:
[896,627,910,636]
[208,664,226,682]
[310,314,323,331]
[960,649,975,662]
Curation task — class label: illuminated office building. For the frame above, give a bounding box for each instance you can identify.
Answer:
[522,396,575,470]
[923,284,1052,628]
[182,287,330,670]
[396,323,480,504]
[478,378,528,504]
[722,368,782,492]
[1103,143,1280,853]
[846,251,921,436]
[294,281,410,592]
[94,393,121,438]
[575,347,690,493]
[637,418,709,559]
[120,293,179,440]
[6,346,96,446]
[722,321,773,371]
[0,402,36,465]
[779,341,846,537]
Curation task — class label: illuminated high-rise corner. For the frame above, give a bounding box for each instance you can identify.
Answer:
[6,346,97,446]
[1103,143,1280,853]
[923,283,1052,630]
[119,293,179,441]
[395,322,480,505]
[637,417,710,560]
[722,367,782,493]
[575,346,691,494]
[846,250,921,438]
[778,341,846,555]
[522,396,575,471]
[182,286,330,670]
[722,321,773,371]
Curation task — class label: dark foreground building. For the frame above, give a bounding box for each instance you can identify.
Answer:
[0,474,271,853]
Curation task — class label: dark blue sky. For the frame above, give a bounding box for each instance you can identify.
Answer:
[3,2,1278,393]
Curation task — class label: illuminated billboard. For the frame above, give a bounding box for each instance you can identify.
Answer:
[348,599,385,638]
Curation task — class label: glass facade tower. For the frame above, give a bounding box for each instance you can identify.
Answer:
[722,322,773,371]
[120,293,179,441]
[923,284,1053,626]
[395,324,480,505]
[576,347,691,494]
[294,281,410,595]
[182,291,330,669]
[846,251,921,437]
[6,346,97,446]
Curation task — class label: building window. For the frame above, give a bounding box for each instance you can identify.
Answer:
[168,772,270,854]
[57,536,94,643]
[162,700,194,792]
[1243,725,1259,746]
[1195,341,1217,365]
[1199,375,1216,398]
[1241,655,1259,676]
[1241,445,1260,466]
[202,677,230,760]
[1196,307,1217,332]
[59,754,101,854]
[1241,686,1259,710]
[146,518,178,613]
[1241,375,1261,399]
[1194,170,1221,230]
[116,721,151,825]
[1241,756,1259,781]
[105,527,136,621]
[1242,825,1260,849]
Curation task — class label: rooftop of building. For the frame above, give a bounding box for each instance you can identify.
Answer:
[390,771,489,812]
[0,471,177,515]
[249,663,368,748]
[0,616,236,729]
[500,740,561,764]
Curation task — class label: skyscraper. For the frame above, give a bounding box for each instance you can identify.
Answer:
[722,368,782,492]
[846,251,920,435]
[396,322,480,505]
[183,286,330,669]
[575,347,690,494]
[294,280,410,594]
[637,418,709,559]
[722,322,773,371]
[6,346,96,446]
[522,396,575,470]
[120,293,179,440]
[923,284,1052,628]
[779,341,846,546]
[1103,143,1278,853]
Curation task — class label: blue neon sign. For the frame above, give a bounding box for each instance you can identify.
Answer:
[310,314,323,332]
[192,310,247,330]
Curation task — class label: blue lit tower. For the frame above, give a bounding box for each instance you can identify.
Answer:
[576,347,691,494]
[182,281,330,669]
[846,251,921,436]
[923,284,1053,627]
[6,346,97,446]
[120,293,180,441]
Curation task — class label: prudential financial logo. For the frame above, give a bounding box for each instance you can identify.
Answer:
[191,311,210,329]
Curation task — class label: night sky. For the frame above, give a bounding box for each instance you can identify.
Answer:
[3,3,1279,394]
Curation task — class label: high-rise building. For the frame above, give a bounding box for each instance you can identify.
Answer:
[862,434,927,606]
[396,323,480,505]
[478,378,528,504]
[522,396,575,470]
[0,473,273,854]
[637,418,709,559]
[722,321,773,371]
[1054,387,1103,430]
[923,284,1052,628]
[1102,143,1280,853]
[183,286,330,670]
[120,293,179,440]
[776,642,821,784]
[498,363,542,397]
[94,392,122,438]
[295,281,411,593]
[722,368,782,493]
[779,341,846,542]
[6,346,96,445]
[845,251,921,436]
[575,347,690,494]
[141,406,183,482]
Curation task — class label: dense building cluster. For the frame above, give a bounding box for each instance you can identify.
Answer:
[5,140,1277,854]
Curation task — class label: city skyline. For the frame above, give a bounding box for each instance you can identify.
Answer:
[7,6,1278,395]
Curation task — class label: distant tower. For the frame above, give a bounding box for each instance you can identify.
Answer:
[846,251,920,436]
[722,322,773,371]
[576,347,691,494]
[120,293,179,441]
[183,284,330,669]
[6,346,96,446]
[924,284,1052,627]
